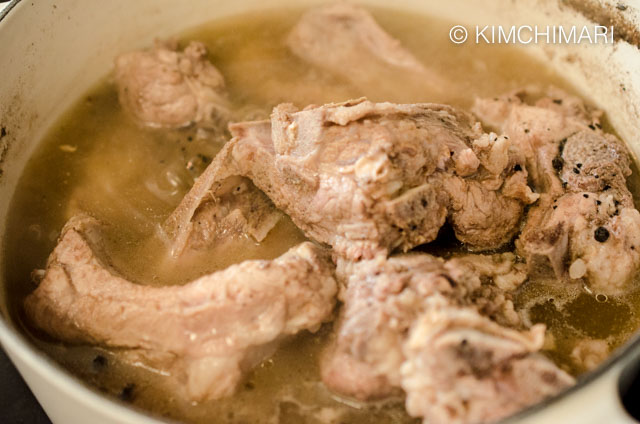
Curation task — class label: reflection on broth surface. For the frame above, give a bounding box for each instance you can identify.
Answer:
[4,5,640,424]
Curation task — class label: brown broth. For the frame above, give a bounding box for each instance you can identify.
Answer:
[3,5,640,424]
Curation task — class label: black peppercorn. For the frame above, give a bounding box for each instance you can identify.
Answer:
[119,383,136,402]
[552,157,563,171]
[594,227,610,243]
[91,355,108,373]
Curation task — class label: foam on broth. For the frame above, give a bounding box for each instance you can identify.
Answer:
[3,5,640,424]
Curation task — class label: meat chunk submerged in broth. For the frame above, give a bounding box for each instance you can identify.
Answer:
[474,89,640,295]
[287,3,451,100]
[519,190,640,295]
[322,252,528,401]
[322,253,572,424]
[203,98,535,260]
[163,121,283,257]
[402,297,574,424]
[472,87,600,197]
[115,40,229,129]
[25,215,337,401]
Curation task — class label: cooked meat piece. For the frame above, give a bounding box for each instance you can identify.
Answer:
[401,296,574,424]
[516,127,638,293]
[560,130,631,194]
[184,176,282,251]
[321,252,526,401]
[216,99,534,259]
[322,254,447,400]
[115,40,228,129]
[518,191,640,294]
[287,3,449,100]
[436,173,529,248]
[476,87,640,294]
[472,87,600,197]
[164,125,282,257]
[265,99,466,258]
[570,339,610,373]
[25,215,337,401]
[437,132,538,247]
[449,252,528,292]
[516,196,569,280]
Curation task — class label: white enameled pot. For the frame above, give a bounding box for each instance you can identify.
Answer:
[1,0,639,422]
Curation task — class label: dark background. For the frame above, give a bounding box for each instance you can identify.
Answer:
[0,347,51,424]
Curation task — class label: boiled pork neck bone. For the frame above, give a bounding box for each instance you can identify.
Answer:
[321,252,527,401]
[402,296,574,424]
[473,87,640,294]
[115,40,229,129]
[203,98,537,260]
[287,3,451,101]
[163,123,283,258]
[24,215,337,401]
[472,86,601,197]
[321,253,573,424]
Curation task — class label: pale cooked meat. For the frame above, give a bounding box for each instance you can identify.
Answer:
[24,215,337,401]
[221,98,535,259]
[472,87,600,197]
[401,296,574,424]
[163,121,282,257]
[322,254,447,400]
[451,252,528,292]
[517,129,640,294]
[115,40,229,129]
[560,130,631,194]
[265,99,468,258]
[437,174,529,248]
[570,339,610,373]
[436,131,539,247]
[185,176,282,251]
[287,3,449,99]
[519,191,640,295]
[516,195,570,280]
[475,87,640,294]
[321,252,526,401]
